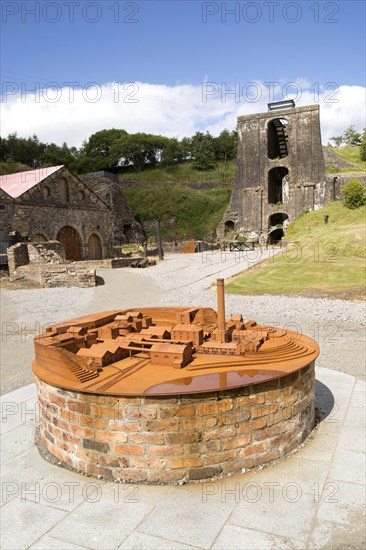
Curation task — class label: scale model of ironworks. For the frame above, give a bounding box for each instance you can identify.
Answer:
[33,279,319,396]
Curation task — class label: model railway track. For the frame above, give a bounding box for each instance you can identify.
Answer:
[83,357,150,392]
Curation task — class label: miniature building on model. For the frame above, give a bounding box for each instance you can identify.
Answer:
[218,101,332,243]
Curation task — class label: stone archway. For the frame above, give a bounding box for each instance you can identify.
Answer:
[268,213,289,229]
[87,233,102,260]
[224,220,235,234]
[268,228,284,245]
[57,226,82,261]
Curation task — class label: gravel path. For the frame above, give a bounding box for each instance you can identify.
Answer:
[1,252,364,394]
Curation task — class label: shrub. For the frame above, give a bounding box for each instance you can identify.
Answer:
[340,179,366,209]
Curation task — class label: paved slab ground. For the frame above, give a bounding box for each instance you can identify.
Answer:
[1,367,365,550]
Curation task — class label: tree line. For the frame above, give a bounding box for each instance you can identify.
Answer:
[0,128,237,174]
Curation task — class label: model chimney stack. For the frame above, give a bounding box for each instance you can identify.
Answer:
[216,278,226,343]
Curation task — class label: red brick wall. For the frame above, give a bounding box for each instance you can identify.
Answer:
[36,362,315,483]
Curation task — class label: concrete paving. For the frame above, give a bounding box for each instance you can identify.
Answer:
[1,367,365,549]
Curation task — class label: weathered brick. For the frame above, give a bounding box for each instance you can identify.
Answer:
[69,424,95,438]
[258,448,281,463]
[168,456,201,469]
[251,417,268,430]
[165,431,201,444]
[238,441,267,457]
[144,419,180,432]
[147,469,184,483]
[109,420,140,432]
[83,438,109,453]
[222,434,251,450]
[67,400,91,415]
[127,406,157,419]
[189,466,222,480]
[251,404,278,419]
[114,444,144,456]
[44,429,54,444]
[48,393,66,408]
[80,415,105,429]
[182,416,217,429]
[204,450,237,465]
[253,425,281,440]
[94,431,128,443]
[60,409,79,423]
[85,463,112,479]
[129,457,165,469]
[203,426,235,441]
[160,403,196,418]
[113,468,147,482]
[147,445,184,457]
[198,399,233,416]
[129,432,164,445]
[183,440,220,454]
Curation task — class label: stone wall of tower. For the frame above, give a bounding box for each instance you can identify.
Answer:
[218,105,328,240]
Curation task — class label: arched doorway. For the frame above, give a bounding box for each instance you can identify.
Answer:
[268,167,289,204]
[31,233,47,242]
[224,220,235,234]
[268,228,284,244]
[268,213,289,229]
[57,226,82,260]
[88,234,102,260]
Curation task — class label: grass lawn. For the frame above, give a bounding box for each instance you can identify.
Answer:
[226,202,366,299]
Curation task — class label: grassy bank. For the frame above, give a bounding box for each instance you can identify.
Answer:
[325,145,366,173]
[120,159,236,185]
[226,202,366,299]
[123,185,231,240]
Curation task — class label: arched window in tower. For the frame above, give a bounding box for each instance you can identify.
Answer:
[59,178,69,202]
[267,118,289,159]
[268,167,289,204]
[224,220,235,234]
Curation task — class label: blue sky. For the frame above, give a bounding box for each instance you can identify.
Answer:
[1,0,365,145]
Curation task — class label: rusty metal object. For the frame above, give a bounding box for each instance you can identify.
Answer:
[32,279,319,396]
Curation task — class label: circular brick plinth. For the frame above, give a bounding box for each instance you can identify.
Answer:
[36,363,315,483]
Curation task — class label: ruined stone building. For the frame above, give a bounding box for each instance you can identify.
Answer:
[0,166,143,260]
[218,101,332,243]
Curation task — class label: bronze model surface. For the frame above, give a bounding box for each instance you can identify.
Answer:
[33,279,319,396]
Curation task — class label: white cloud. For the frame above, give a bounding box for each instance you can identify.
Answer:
[1,80,365,146]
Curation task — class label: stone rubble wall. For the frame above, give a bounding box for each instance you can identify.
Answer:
[7,241,96,287]
[7,242,30,277]
[27,241,65,264]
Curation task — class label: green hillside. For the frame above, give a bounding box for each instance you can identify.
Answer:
[326,145,366,172]
[120,159,236,185]
[226,201,366,299]
[123,185,231,241]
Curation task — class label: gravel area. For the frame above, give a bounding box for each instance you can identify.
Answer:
[1,251,365,395]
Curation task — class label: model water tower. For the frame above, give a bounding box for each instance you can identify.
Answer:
[218,101,330,244]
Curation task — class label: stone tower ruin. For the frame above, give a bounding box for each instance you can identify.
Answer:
[218,101,330,243]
